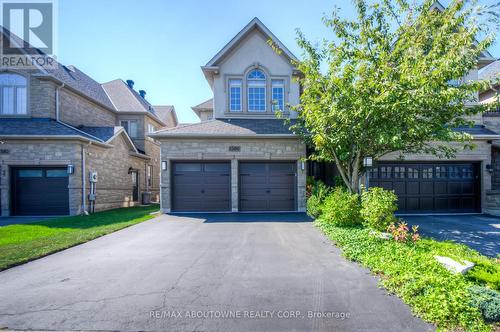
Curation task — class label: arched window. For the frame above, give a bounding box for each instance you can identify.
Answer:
[247,69,266,112]
[0,73,27,115]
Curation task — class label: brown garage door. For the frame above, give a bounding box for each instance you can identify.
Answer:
[11,167,69,216]
[368,162,480,213]
[172,162,231,212]
[239,162,296,211]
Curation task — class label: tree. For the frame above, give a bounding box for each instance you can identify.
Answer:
[285,0,498,193]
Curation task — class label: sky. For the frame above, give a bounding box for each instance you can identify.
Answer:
[56,0,500,124]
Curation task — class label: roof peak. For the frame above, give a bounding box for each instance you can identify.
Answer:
[204,17,298,68]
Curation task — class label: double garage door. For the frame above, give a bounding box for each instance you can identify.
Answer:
[11,167,69,216]
[369,162,480,213]
[171,161,296,212]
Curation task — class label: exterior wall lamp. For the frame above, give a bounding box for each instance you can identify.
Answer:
[67,164,75,174]
[363,157,373,168]
[161,161,167,171]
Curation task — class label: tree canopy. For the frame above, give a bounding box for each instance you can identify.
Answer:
[285,0,499,193]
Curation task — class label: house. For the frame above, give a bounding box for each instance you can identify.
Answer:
[150,18,307,212]
[0,28,177,216]
[152,13,500,214]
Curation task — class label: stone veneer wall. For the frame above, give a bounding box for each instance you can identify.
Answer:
[59,89,116,127]
[86,134,152,212]
[158,138,307,212]
[0,140,82,216]
[144,138,161,203]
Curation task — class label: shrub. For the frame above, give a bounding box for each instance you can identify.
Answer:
[360,187,398,231]
[307,195,323,218]
[306,180,331,218]
[321,188,361,226]
[469,285,500,322]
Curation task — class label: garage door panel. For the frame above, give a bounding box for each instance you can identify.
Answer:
[420,182,434,195]
[13,167,69,216]
[369,163,480,213]
[239,162,296,212]
[172,162,230,212]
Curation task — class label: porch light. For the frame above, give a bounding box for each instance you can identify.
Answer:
[67,164,75,174]
[363,157,373,168]
[161,161,167,171]
[301,161,305,171]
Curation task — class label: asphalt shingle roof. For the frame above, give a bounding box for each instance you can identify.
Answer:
[78,126,117,141]
[0,118,105,141]
[0,26,115,110]
[154,119,296,136]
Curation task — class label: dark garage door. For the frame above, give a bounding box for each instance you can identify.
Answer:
[12,167,69,216]
[239,162,296,211]
[368,162,480,213]
[172,162,231,212]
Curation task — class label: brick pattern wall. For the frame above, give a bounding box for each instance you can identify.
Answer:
[86,134,152,212]
[158,138,307,212]
[29,78,56,118]
[59,89,116,127]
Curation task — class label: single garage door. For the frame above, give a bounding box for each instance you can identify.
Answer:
[368,162,480,213]
[239,162,296,211]
[11,167,69,216]
[172,162,231,212]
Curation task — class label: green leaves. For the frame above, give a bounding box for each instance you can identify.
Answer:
[291,0,498,192]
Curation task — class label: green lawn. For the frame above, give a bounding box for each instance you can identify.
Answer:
[0,204,160,271]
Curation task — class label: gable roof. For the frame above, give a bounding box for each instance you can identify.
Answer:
[0,26,116,110]
[150,118,297,138]
[191,98,213,118]
[479,59,500,85]
[154,105,178,128]
[102,79,165,125]
[204,17,298,68]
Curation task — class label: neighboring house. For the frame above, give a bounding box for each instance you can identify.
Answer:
[191,99,214,121]
[0,28,177,216]
[152,11,500,215]
[151,18,307,213]
[479,60,500,197]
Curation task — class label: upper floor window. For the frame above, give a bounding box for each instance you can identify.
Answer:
[272,80,284,112]
[247,69,266,112]
[0,73,27,115]
[229,79,242,112]
[121,120,138,138]
[147,123,157,133]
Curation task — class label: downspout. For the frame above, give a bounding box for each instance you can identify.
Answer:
[55,83,65,121]
[81,142,92,215]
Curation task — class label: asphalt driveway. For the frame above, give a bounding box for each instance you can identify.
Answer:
[405,214,500,257]
[0,213,431,332]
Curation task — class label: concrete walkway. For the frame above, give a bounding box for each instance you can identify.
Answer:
[0,213,432,331]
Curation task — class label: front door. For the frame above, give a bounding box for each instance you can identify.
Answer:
[131,170,139,202]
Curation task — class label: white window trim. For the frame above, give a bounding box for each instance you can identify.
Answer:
[271,79,285,112]
[229,79,242,112]
[0,73,28,116]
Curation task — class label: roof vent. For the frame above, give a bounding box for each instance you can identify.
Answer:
[126,80,135,89]
[139,90,146,98]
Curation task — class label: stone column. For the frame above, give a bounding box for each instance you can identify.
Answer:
[231,159,238,212]
[160,159,171,213]
[297,159,306,212]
